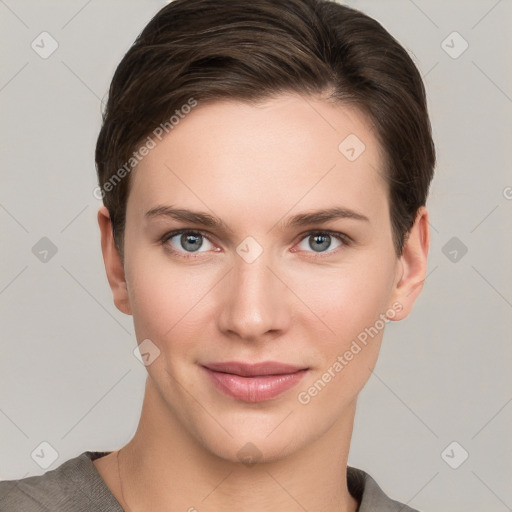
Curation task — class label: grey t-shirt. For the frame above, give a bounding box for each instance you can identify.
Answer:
[0,451,420,511]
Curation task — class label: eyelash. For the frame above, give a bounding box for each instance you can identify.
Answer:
[159,229,352,259]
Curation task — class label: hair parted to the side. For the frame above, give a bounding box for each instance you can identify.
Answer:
[95,0,435,261]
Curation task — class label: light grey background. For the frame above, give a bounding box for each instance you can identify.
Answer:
[1,1,511,510]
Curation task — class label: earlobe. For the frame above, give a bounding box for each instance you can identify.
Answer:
[388,206,430,321]
[97,206,132,316]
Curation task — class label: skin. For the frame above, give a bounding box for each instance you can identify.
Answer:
[95,93,429,512]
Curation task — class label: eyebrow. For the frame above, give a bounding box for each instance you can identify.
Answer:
[144,205,370,232]
[279,207,370,228]
[144,206,234,232]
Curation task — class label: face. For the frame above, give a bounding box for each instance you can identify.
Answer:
[101,93,426,463]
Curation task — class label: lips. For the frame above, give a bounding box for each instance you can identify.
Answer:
[203,361,305,377]
[201,361,308,402]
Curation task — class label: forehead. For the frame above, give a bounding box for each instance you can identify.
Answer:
[127,93,388,226]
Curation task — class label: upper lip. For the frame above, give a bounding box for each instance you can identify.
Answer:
[202,361,307,377]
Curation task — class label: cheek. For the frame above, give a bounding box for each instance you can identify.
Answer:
[291,255,395,338]
[292,255,396,387]
[295,266,394,412]
[125,248,183,339]
[125,247,219,351]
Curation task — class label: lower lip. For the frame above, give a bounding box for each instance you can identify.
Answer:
[202,367,308,402]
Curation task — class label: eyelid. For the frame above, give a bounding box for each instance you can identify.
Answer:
[294,229,352,244]
[160,228,215,244]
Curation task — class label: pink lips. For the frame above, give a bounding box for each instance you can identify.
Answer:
[202,361,308,402]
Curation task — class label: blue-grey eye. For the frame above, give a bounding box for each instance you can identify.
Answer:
[297,232,343,253]
[167,231,214,253]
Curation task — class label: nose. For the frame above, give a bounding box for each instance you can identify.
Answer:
[216,249,292,343]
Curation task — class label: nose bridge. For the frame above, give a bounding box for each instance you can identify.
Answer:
[218,248,288,340]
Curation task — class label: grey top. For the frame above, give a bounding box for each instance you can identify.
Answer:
[0,451,420,511]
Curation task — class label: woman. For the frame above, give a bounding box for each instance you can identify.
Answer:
[1,0,435,510]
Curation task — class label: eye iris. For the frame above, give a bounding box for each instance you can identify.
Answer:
[181,233,202,252]
[309,233,330,252]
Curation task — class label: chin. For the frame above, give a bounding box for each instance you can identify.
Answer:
[205,431,301,466]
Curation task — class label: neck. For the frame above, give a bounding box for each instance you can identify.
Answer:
[117,377,359,512]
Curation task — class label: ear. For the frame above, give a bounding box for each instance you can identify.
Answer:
[97,206,132,316]
[388,206,430,321]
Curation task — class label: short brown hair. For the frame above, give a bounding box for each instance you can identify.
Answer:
[95,0,435,259]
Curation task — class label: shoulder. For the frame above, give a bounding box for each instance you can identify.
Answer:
[0,451,122,512]
[347,466,421,512]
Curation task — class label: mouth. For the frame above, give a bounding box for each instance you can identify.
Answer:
[200,361,309,402]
